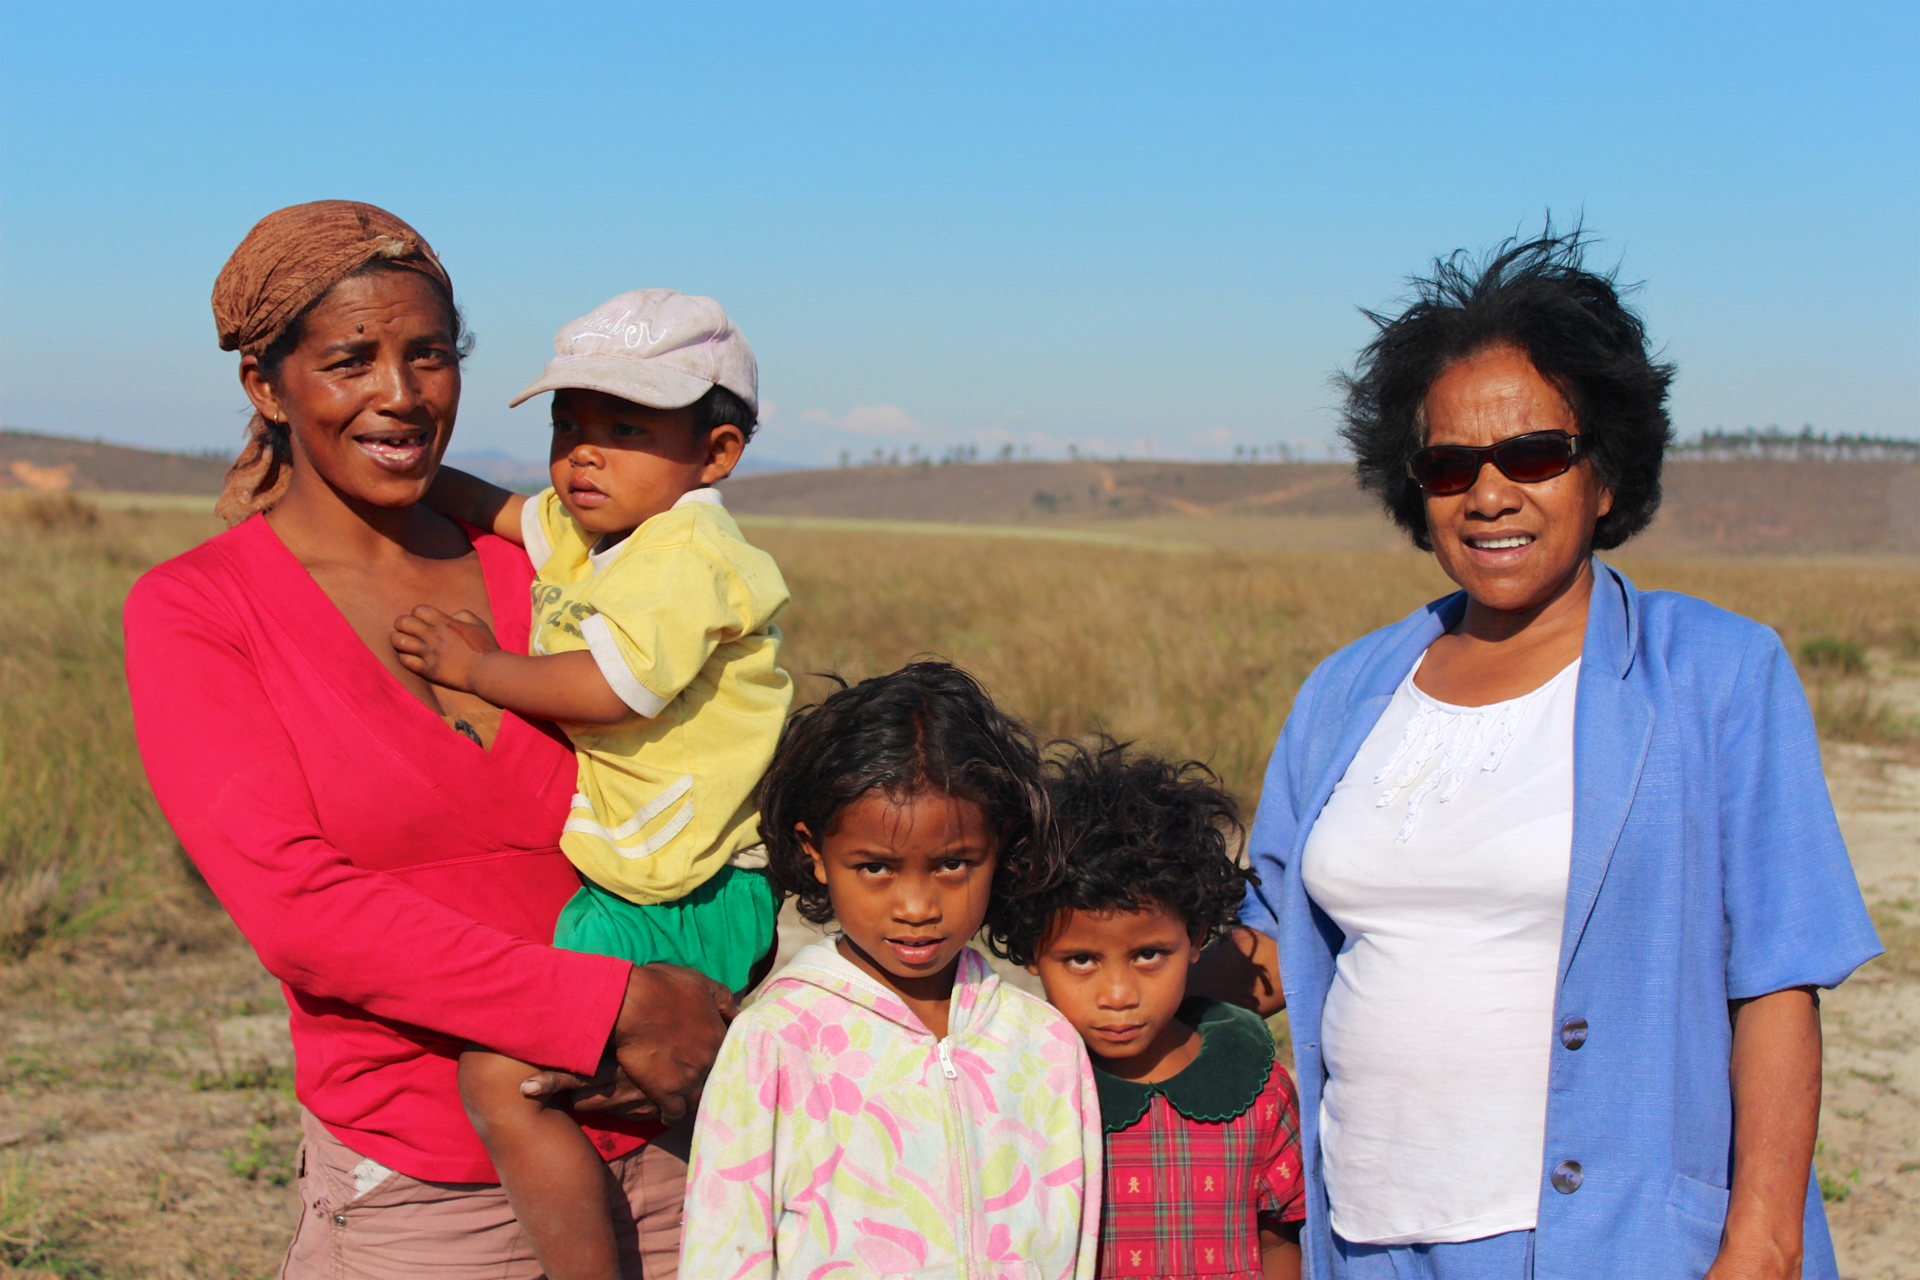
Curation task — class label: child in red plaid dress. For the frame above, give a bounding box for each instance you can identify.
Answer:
[1004,738,1306,1280]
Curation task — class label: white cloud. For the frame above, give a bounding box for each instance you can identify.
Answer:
[800,403,930,437]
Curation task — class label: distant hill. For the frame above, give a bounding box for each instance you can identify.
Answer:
[447,450,814,493]
[1650,457,1919,555]
[725,460,1374,524]
[724,457,1920,556]
[5,429,1914,556]
[442,450,550,493]
[0,429,231,495]
[0,430,568,498]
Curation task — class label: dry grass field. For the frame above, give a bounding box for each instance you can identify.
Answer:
[2,489,1917,1277]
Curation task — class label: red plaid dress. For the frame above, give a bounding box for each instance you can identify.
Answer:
[1096,999,1306,1279]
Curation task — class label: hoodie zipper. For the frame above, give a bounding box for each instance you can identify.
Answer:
[936,1034,973,1278]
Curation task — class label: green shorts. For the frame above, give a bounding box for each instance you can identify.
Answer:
[552,861,778,996]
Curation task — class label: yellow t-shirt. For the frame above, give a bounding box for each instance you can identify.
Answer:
[521,487,792,906]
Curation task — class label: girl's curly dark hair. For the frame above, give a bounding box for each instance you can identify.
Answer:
[758,660,1055,937]
[996,737,1253,968]
[1339,221,1675,552]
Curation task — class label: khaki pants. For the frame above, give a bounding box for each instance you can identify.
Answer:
[281,1109,687,1279]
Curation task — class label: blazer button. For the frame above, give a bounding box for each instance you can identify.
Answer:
[1551,1160,1584,1194]
[1560,1016,1588,1050]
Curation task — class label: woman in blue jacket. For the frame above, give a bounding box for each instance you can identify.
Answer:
[1198,230,1880,1280]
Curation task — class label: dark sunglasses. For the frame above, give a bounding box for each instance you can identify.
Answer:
[1407,430,1587,495]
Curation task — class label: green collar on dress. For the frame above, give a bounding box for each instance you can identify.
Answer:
[1091,997,1276,1133]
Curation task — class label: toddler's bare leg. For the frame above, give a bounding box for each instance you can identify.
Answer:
[459,1047,618,1280]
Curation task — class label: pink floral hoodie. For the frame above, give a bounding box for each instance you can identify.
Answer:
[681,939,1103,1280]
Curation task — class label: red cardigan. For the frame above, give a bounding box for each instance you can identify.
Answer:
[124,515,652,1182]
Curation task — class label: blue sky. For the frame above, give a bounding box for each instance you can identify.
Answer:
[2,1,1914,467]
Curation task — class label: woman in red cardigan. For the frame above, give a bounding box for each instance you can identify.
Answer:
[123,201,733,1279]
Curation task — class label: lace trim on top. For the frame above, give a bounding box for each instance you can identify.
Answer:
[1372,657,1579,843]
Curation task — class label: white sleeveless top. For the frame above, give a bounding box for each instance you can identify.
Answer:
[1301,655,1579,1245]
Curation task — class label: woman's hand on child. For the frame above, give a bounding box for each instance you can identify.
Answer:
[1188,925,1287,1017]
[391,605,500,692]
[610,964,739,1123]
[517,1051,654,1116]
[518,964,738,1124]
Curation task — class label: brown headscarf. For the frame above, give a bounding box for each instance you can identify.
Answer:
[211,201,454,526]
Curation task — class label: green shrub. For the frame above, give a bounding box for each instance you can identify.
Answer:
[223,1121,295,1186]
[1809,684,1920,747]
[1818,1165,1860,1203]
[1800,635,1868,675]
[0,1152,104,1277]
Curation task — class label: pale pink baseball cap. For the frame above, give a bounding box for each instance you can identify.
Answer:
[510,289,758,415]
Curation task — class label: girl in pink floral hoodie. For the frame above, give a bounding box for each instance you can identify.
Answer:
[681,662,1103,1280]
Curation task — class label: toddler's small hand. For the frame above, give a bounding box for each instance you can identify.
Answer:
[391,605,499,693]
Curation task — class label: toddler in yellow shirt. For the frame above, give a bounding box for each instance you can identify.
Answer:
[394,289,790,1280]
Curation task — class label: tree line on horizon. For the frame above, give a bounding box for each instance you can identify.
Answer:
[1668,426,1919,462]
[834,426,1917,469]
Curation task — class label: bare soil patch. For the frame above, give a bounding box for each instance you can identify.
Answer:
[1819,746,1920,1279]
[1,922,299,1278]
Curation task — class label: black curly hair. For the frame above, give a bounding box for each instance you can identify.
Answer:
[758,660,1055,939]
[1338,221,1675,553]
[996,737,1253,968]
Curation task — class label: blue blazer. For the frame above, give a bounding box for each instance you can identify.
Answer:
[1240,560,1882,1280]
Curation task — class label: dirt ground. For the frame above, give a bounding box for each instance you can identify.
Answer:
[1816,743,1920,1278]
[0,922,302,1278]
[4,745,1917,1278]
